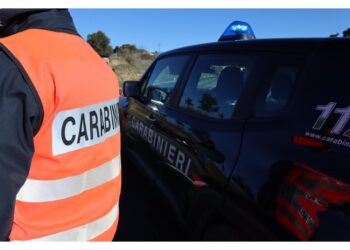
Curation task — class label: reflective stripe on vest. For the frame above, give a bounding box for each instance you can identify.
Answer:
[16,203,119,241]
[17,155,121,202]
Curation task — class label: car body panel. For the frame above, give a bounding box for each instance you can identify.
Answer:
[119,38,350,240]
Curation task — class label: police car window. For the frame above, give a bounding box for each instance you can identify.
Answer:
[179,54,255,120]
[144,56,189,104]
[255,66,298,116]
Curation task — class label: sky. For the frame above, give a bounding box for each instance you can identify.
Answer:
[69,9,350,52]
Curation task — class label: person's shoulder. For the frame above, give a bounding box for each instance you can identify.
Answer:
[0,49,19,72]
[0,47,43,134]
[0,48,32,95]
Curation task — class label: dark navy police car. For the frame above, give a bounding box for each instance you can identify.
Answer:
[118,21,350,240]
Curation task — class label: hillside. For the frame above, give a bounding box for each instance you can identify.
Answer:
[109,45,158,86]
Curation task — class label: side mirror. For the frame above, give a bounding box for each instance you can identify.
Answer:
[123,81,141,97]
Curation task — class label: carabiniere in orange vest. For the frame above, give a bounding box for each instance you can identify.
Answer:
[0,28,121,241]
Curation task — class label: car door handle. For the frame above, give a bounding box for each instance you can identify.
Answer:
[145,114,156,123]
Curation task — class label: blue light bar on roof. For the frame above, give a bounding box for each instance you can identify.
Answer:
[219,21,256,42]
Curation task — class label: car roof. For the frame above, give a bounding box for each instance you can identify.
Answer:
[160,38,350,57]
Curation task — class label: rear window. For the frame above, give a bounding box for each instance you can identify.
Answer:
[254,56,302,117]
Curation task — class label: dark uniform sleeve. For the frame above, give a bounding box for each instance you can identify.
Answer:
[0,51,42,240]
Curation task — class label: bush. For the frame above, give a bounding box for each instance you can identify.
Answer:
[87,31,113,56]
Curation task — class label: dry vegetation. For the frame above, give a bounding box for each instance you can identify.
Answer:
[109,46,158,86]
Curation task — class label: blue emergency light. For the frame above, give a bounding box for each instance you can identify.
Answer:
[219,21,256,42]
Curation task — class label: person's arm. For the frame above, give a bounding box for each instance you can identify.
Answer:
[0,51,42,240]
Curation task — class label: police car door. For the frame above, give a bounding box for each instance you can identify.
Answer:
[153,53,259,216]
[125,55,191,181]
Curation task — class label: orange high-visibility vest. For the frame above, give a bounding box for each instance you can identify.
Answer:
[0,29,121,241]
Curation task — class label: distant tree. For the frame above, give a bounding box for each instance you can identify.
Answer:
[199,93,219,113]
[330,33,339,38]
[87,31,113,56]
[119,44,137,52]
[343,28,350,38]
[185,97,194,107]
[113,46,120,54]
[117,44,139,58]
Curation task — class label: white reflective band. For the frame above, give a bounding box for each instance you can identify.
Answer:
[17,203,119,241]
[52,98,120,156]
[16,156,121,202]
